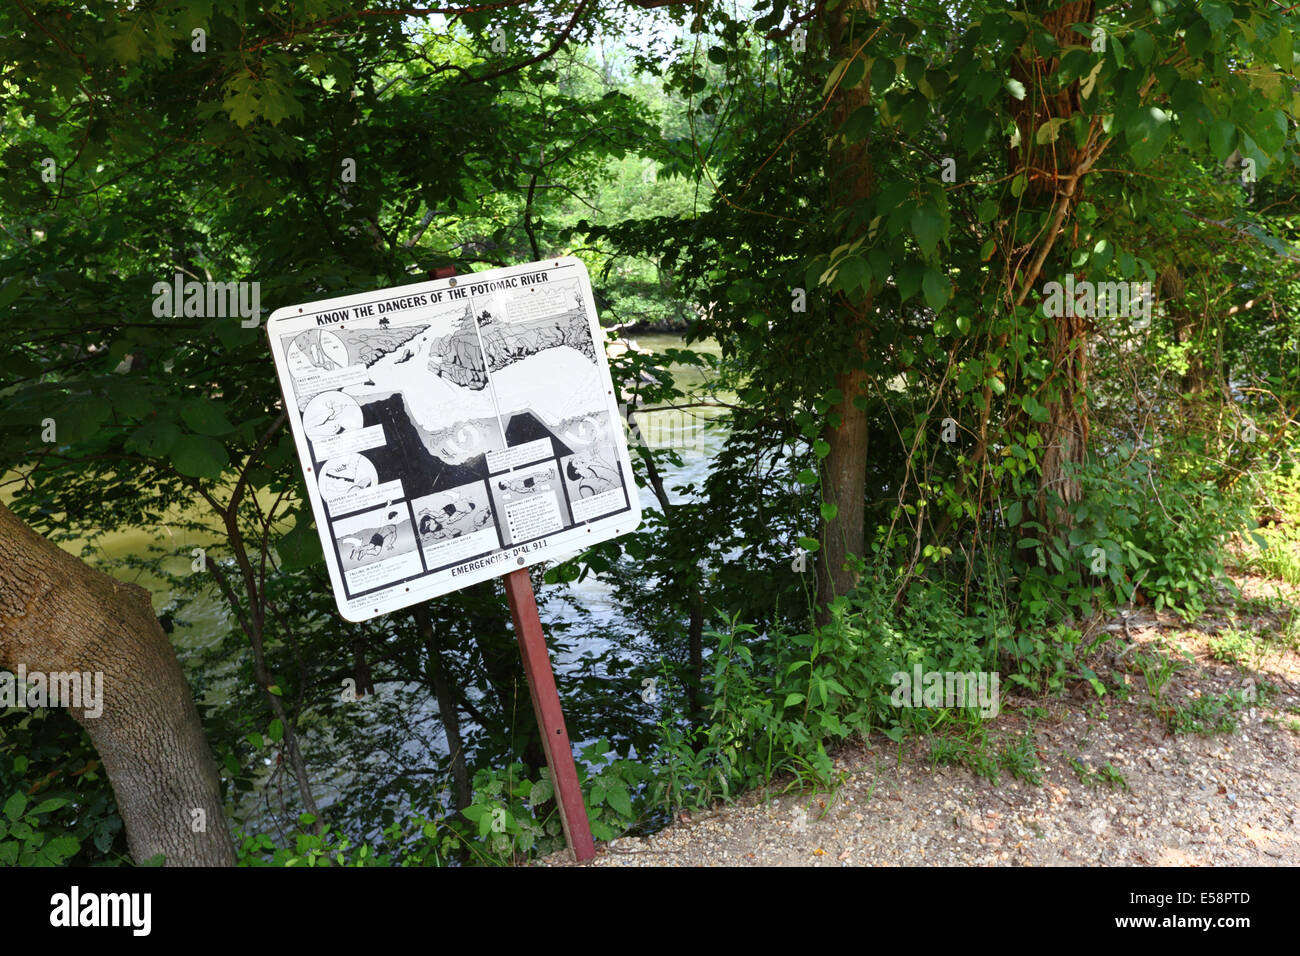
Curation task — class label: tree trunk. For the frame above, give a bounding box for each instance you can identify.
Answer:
[413,604,472,812]
[0,502,235,866]
[1010,0,1096,523]
[465,581,547,775]
[816,0,876,623]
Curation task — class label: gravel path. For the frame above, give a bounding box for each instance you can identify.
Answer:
[539,573,1300,867]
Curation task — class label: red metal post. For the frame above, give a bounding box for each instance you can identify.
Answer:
[502,567,596,863]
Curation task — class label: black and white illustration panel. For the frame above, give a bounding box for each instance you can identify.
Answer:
[317,452,405,518]
[412,481,501,570]
[331,505,423,594]
[548,409,632,523]
[281,324,429,411]
[487,463,570,546]
[560,437,627,523]
[473,277,599,373]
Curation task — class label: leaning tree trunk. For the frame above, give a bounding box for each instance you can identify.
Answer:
[815,0,877,624]
[0,502,235,866]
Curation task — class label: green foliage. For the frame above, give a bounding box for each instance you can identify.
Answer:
[0,712,127,866]
[0,790,82,867]
[1208,628,1259,668]
[1161,688,1262,737]
[928,727,1043,788]
[1069,756,1129,791]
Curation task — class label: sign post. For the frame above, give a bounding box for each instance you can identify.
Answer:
[503,567,595,861]
[267,259,639,863]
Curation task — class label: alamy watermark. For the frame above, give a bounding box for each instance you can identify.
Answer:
[890,665,1000,718]
[1042,276,1153,326]
[621,402,710,454]
[1,665,103,718]
[50,887,150,936]
[152,272,261,327]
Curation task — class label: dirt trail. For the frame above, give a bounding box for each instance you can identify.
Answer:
[540,573,1300,867]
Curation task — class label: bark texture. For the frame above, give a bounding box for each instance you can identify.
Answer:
[0,502,235,866]
[1010,1,1096,520]
[816,0,876,622]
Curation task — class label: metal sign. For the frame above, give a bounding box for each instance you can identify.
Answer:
[267,257,642,622]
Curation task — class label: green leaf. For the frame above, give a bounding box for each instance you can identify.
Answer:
[1092,239,1114,269]
[1020,394,1050,423]
[963,109,995,153]
[529,777,553,806]
[823,59,851,97]
[1207,119,1237,161]
[278,517,323,571]
[126,420,181,457]
[30,797,69,816]
[1125,107,1171,166]
[820,502,838,521]
[784,693,806,707]
[871,56,896,94]
[1129,28,1154,65]
[895,261,924,302]
[1200,0,1233,32]
[911,205,944,260]
[0,281,22,310]
[812,438,830,459]
[606,786,633,819]
[1077,664,1107,697]
[43,835,79,862]
[3,793,27,821]
[180,399,235,437]
[1005,501,1023,526]
[833,256,870,294]
[841,105,875,143]
[1035,118,1068,144]
[922,269,951,313]
[899,92,929,134]
[171,435,229,479]
[268,719,284,743]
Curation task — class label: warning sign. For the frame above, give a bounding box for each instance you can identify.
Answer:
[266,258,642,621]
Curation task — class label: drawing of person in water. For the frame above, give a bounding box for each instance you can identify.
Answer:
[497,468,555,495]
[565,453,617,497]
